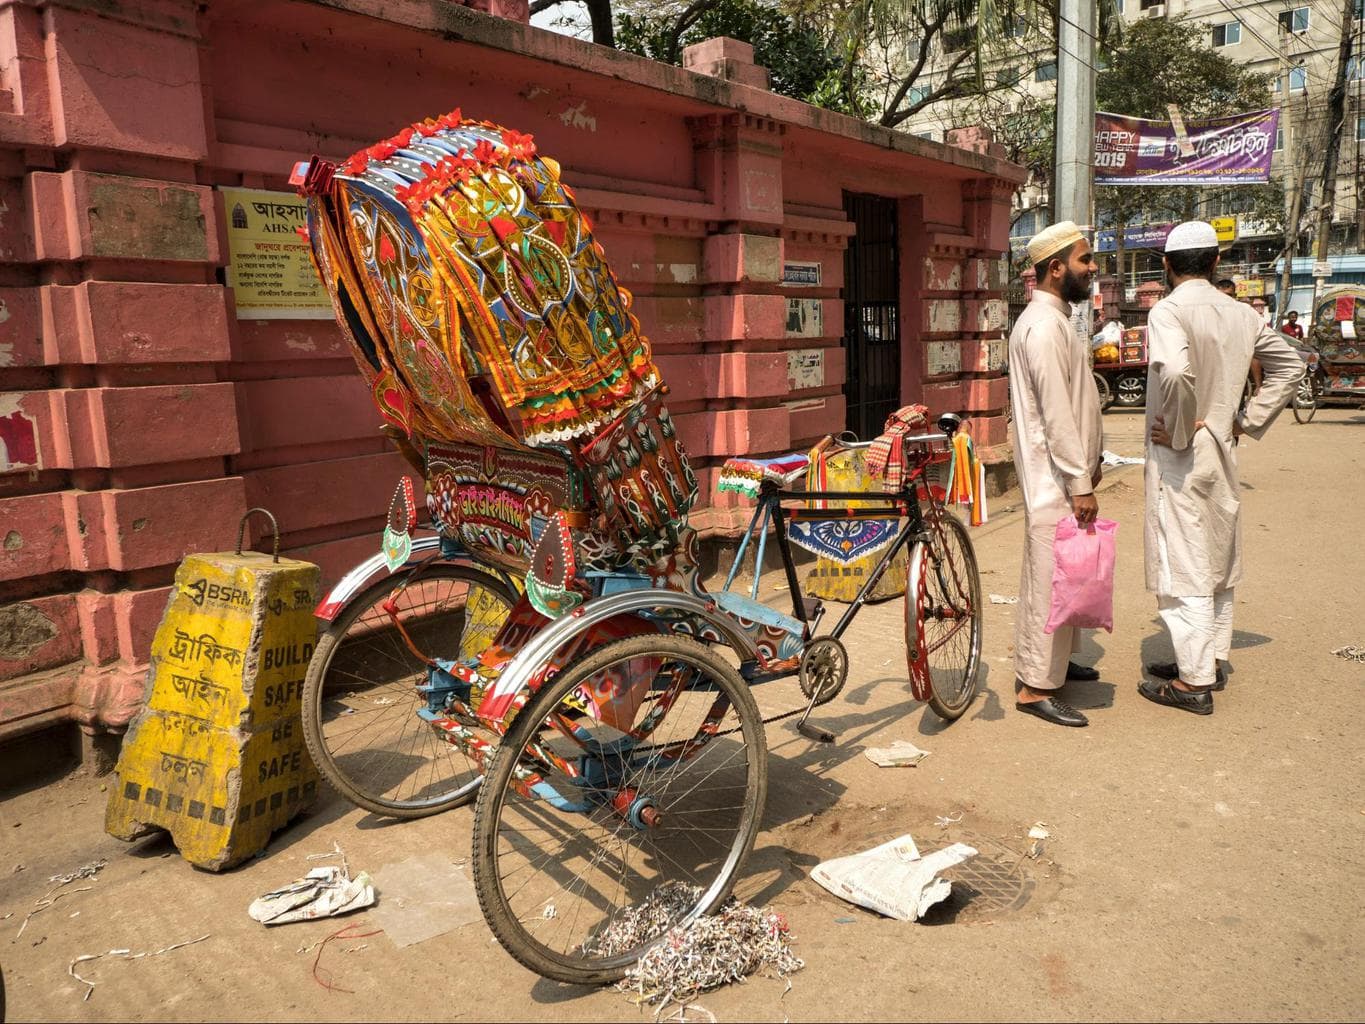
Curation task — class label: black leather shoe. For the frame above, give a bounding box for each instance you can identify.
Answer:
[1065,662,1100,682]
[1016,697,1088,727]
[1145,661,1226,691]
[1138,679,1213,715]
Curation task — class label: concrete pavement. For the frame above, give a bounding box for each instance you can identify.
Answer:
[1,406,1362,1021]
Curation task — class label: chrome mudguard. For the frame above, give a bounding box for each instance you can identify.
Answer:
[477,590,761,722]
[314,537,516,621]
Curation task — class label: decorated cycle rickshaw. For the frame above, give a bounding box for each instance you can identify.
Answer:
[294,108,983,984]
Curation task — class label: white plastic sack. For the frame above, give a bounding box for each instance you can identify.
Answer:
[810,834,977,921]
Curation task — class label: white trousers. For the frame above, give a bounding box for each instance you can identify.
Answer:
[1016,513,1081,691]
[1156,590,1234,687]
[1155,488,1234,687]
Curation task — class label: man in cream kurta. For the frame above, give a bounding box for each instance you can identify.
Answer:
[1140,220,1303,716]
[1009,223,1105,728]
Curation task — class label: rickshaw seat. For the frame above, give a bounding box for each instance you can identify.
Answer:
[716,452,811,499]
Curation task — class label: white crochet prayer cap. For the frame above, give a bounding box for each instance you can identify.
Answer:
[1026,221,1085,266]
[1164,220,1220,253]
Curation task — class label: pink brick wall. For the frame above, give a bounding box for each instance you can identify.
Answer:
[0,0,1021,745]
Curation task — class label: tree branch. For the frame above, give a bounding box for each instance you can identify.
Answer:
[881,47,974,127]
[664,0,719,62]
[878,7,950,125]
[529,0,563,13]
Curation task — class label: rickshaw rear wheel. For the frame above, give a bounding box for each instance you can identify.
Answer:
[1292,375,1318,423]
[302,564,515,818]
[1093,371,1115,412]
[909,511,984,721]
[472,632,767,985]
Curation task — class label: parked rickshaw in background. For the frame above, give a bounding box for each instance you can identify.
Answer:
[1091,325,1149,411]
[1295,285,1365,422]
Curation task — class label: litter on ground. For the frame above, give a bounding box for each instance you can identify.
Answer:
[989,594,1019,605]
[16,859,109,939]
[582,881,803,1017]
[863,740,931,768]
[1101,449,1144,467]
[248,866,376,926]
[811,834,978,921]
[369,853,481,948]
[1331,645,1365,662]
[69,934,210,1001]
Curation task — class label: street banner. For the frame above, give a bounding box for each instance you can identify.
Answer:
[1095,222,1173,253]
[1096,216,1237,253]
[1094,109,1280,185]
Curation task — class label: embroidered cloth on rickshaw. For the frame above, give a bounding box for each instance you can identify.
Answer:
[716,453,809,498]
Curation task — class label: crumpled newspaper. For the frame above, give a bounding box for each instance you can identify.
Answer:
[863,740,931,768]
[1101,449,1144,467]
[811,834,976,921]
[248,867,375,926]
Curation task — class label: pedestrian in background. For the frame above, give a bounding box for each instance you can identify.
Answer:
[1008,222,1105,728]
[1141,222,1303,716]
[1281,309,1304,339]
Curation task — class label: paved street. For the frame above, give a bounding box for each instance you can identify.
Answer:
[2,406,1363,1022]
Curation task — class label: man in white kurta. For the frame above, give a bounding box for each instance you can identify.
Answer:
[1140,221,1303,715]
[1009,223,1105,728]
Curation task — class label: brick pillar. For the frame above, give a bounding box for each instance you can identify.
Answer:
[919,237,973,419]
[451,0,531,20]
[682,36,771,90]
[0,0,244,750]
[961,177,1017,491]
[680,113,791,530]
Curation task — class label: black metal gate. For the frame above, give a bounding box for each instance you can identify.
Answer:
[842,193,901,441]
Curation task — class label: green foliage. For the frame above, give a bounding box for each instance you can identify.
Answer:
[1094,17,1272,119]
[1094,17,1279,236]
[615,0,869,115]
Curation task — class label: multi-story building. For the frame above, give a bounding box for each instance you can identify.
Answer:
[903,1,1365,305]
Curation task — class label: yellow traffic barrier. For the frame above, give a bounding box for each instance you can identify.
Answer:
[106,509,322,871]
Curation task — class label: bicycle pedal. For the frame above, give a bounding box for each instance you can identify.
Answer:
[797,721,836,744]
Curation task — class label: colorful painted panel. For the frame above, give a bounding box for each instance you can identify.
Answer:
[426,442,593,574]
[304,110,660,449]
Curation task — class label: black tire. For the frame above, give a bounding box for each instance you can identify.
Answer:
[302,564,515,818]
[1114,372,1146,407]
[912,511,984,721]
[472,633,767,985]
[1292,376,1318,424]
[1093,372,1116,412]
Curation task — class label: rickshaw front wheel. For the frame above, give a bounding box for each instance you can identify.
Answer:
[472,632,767,985]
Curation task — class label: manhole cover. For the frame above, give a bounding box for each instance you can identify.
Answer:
[925,829,1034,923]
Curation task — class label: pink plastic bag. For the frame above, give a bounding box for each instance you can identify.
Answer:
[1044,516,1118,634]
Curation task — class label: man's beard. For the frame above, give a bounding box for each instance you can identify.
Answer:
[1061,267,1090,303]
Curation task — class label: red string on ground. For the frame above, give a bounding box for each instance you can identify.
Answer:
[311,924,384,993]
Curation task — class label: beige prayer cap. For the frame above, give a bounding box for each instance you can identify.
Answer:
[1027,221,1085,266]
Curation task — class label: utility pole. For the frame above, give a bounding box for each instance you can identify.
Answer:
[1054,0,1096,228]
[1276,29,1300,316]
[1309,0,1357,319]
